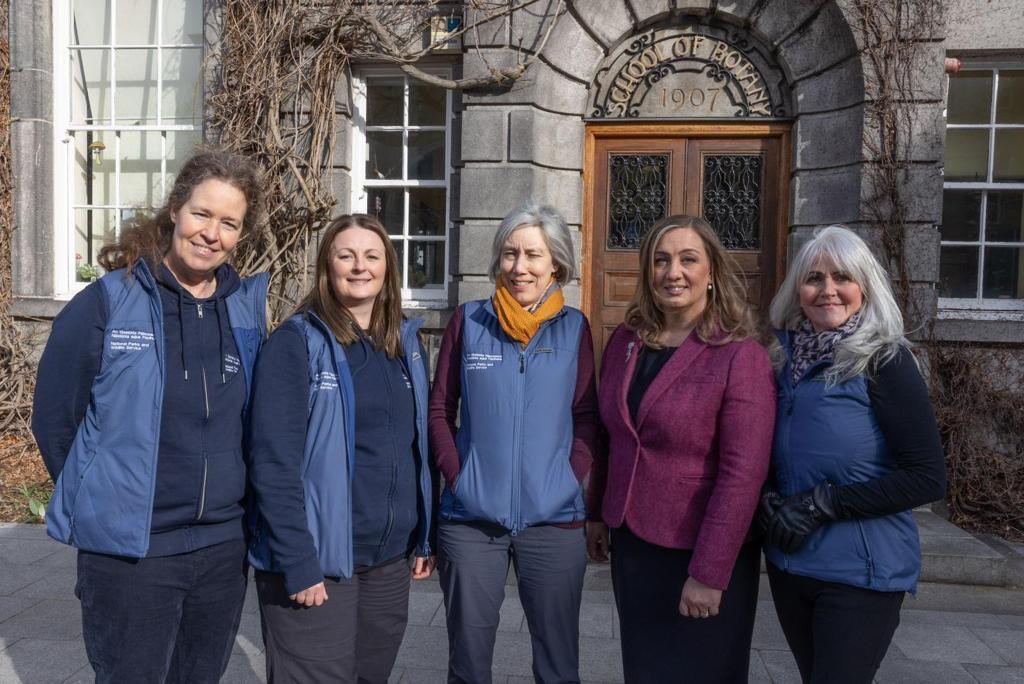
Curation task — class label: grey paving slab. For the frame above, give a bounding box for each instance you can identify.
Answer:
[577,635,624,682]
[0,597,40,623]
[221,650,266,684]
[242,579,260,614]
[0,540,66,566]
[577,600,614,639]
[231,609,264,656]
[748,651,772,682]
[751,601,790,651]
[400,667,449,683]
[875,657,976,683]
[61,664,93,683]
[0,525,49,541]
[0,563,46,597]
[965,664,1024,683]
[0,637,22,653]
[899,608,1014,629]
[758,648,803,683]
[489,630,533,677]
[891,623,1007,665]
[407,590,443,626]
[394,625,452,670]
[12,571,77,601]
[0,599,82,640]
[0,638,89,684]
[32,546,77,569]
[971,628,1024,666]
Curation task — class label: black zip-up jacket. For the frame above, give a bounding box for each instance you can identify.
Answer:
[33,261,249,556]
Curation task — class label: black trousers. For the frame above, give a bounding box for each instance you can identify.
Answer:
[76,538,248,684]
[255,555,411,684]
[767,561,905,684]
[610,527,761,684]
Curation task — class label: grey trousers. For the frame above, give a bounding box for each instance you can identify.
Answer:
[255,556,411,684]
[438,521,587,684]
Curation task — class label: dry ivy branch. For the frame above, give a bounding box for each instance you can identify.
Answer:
[851,0,1024,541]
[208,0,563,320]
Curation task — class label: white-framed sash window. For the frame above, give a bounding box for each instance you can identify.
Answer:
[350,67,452,305]
[53,0,204,295]
[941,62,1024,310]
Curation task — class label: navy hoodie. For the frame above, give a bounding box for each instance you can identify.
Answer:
[33,261,250,556]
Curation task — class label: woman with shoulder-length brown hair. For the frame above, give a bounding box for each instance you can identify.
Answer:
[586,214,776,683]
[246,214,435,682]
[33,148,269,683]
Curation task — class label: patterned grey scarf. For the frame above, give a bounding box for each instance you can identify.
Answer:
[790,311,862,385]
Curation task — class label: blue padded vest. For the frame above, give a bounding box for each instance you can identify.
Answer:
[248,312,434,579]
[765,329,922,593]
[45,260,269,557]
[439,299,585,533]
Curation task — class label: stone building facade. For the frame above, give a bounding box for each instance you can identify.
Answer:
[8,0,1024,361]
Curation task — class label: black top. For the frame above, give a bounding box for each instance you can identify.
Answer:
[627,345,678,424]
[833,346,947,518]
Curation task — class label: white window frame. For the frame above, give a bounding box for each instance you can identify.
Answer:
[941,60,1024,312]
[350,66,452,306]
[51,0,204,298]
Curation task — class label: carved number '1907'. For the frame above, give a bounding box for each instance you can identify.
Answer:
[660,87,721,109]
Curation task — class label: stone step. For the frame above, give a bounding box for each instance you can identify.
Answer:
[915,510,1024,588]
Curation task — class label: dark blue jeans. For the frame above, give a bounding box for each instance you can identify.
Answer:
[76,538,248,684]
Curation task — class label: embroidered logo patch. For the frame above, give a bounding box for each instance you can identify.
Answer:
[108,329,155,352]
[465,352,502,371]
[313,371,338,391]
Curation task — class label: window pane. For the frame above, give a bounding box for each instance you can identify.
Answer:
[162,48,203,125]
[116,0,158,45]
[409,241,445,289]
[409,83,445,126]
[944,129,989,182]
[939,246,979,297]
[947,71,992,124]
[72,1,111,45]
[409,188,446,235]
[996,69,1024,124]
[941,189,982,241]
[993,129,1024,182]
[120,132,163,208]
[70,49,111,124]
[391,239,406,289]
[166,130,203,195]
[115,48,158,124]
[408,131,445,180]
[74,209,115,274]
[367,188,403,234]
[366,78,403,126]
[987,191,1024,243]
[73,130,115,207]
[164,0,204,44]
[983,247,1024,298]
[366,132,402,180]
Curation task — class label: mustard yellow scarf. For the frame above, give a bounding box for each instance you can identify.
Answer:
[492,279,564,345]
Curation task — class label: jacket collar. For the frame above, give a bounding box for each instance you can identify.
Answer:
[615,328,709,431]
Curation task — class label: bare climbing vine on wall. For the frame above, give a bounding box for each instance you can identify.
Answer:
[852,0,1023,540]
[207,0,562,320]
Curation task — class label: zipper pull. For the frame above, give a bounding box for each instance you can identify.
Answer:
[196,303,203,318]
[519,352,525,374]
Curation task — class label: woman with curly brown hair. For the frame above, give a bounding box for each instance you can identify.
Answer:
[33,149,268,683]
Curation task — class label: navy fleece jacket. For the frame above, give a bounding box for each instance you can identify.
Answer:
[33,262,250,556]
[247,319,423,593]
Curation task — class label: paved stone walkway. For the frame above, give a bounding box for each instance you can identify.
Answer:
[2,523,1023,683]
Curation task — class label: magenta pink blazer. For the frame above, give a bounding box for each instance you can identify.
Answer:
[588,324,776,590]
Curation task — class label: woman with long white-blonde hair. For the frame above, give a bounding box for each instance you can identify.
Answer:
[759,225,946,684]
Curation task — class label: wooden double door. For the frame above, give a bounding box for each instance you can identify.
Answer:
[583,123,791,361]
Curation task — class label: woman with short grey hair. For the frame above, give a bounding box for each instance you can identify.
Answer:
[429,200,600,683]
[759,225,946,684]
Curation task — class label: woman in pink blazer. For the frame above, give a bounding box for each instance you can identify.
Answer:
[586,215,775,683]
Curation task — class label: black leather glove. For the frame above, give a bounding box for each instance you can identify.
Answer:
[766,481,841,553]
[755,488,784,538]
